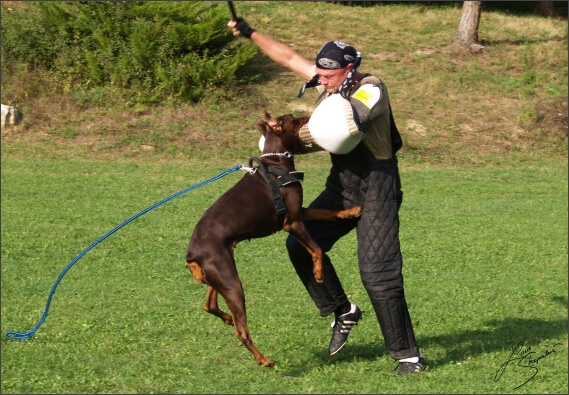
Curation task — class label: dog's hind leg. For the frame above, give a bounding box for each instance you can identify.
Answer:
[205,285,234,325]
[219,282,275,367]
[188,261,234,325]
[194,254,274,366]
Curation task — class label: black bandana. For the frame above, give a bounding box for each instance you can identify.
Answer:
[298,40,362,99]
[316,41,358,69]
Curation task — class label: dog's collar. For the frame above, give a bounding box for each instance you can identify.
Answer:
[261,151,292,158]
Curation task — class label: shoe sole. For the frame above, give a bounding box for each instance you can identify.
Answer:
[328,308,362,355]
[329,340,348,356]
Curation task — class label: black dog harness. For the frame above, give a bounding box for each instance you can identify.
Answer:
[248,154,304,228]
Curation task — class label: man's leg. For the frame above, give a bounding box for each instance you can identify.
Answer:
[286,189,364,355]
[356,163,421,367]
[286,190,358,317]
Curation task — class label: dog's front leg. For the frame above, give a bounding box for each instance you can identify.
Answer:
[283,219,324,283]
[302,206,363,221]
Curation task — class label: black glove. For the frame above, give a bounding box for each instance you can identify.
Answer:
[235,18,255,39]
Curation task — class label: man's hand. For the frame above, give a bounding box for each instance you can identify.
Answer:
[228,18,255,39]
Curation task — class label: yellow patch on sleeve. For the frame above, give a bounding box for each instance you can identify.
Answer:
[352,85,381,109]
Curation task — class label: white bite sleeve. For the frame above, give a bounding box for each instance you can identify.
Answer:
[302,94,363,154]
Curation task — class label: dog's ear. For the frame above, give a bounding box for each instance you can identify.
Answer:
[254,118,270,136]
[264,111,282,133]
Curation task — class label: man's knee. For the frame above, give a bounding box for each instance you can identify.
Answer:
[360,266,404,300]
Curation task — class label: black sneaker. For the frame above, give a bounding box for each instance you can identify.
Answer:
[328,303,362,355]
[397,356,425,376]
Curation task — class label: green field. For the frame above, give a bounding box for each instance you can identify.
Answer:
[2,157,566,393]
[1,1,567,394]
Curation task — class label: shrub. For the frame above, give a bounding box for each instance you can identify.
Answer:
[1,1,257,105]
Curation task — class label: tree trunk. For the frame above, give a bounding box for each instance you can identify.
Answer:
[536,1,557,17]
[453,1,482,47]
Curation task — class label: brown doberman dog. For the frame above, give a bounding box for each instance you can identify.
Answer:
[185,112,362,367]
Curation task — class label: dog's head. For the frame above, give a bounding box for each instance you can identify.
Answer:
[254,112,311,155]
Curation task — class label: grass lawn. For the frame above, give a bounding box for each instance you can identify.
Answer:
[1,156,566,394]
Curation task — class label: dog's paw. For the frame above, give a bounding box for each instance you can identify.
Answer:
[260,357,275,367]
[338,206,363,219]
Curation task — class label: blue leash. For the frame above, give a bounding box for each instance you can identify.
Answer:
[5,164,243,341]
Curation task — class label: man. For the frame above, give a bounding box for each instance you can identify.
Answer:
[228,17,424,375]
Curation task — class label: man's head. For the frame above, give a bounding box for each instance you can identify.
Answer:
[297,40,363,98]
[314,41,361,95]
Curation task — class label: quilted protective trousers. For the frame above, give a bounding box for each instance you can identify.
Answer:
[286,142,420,360]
